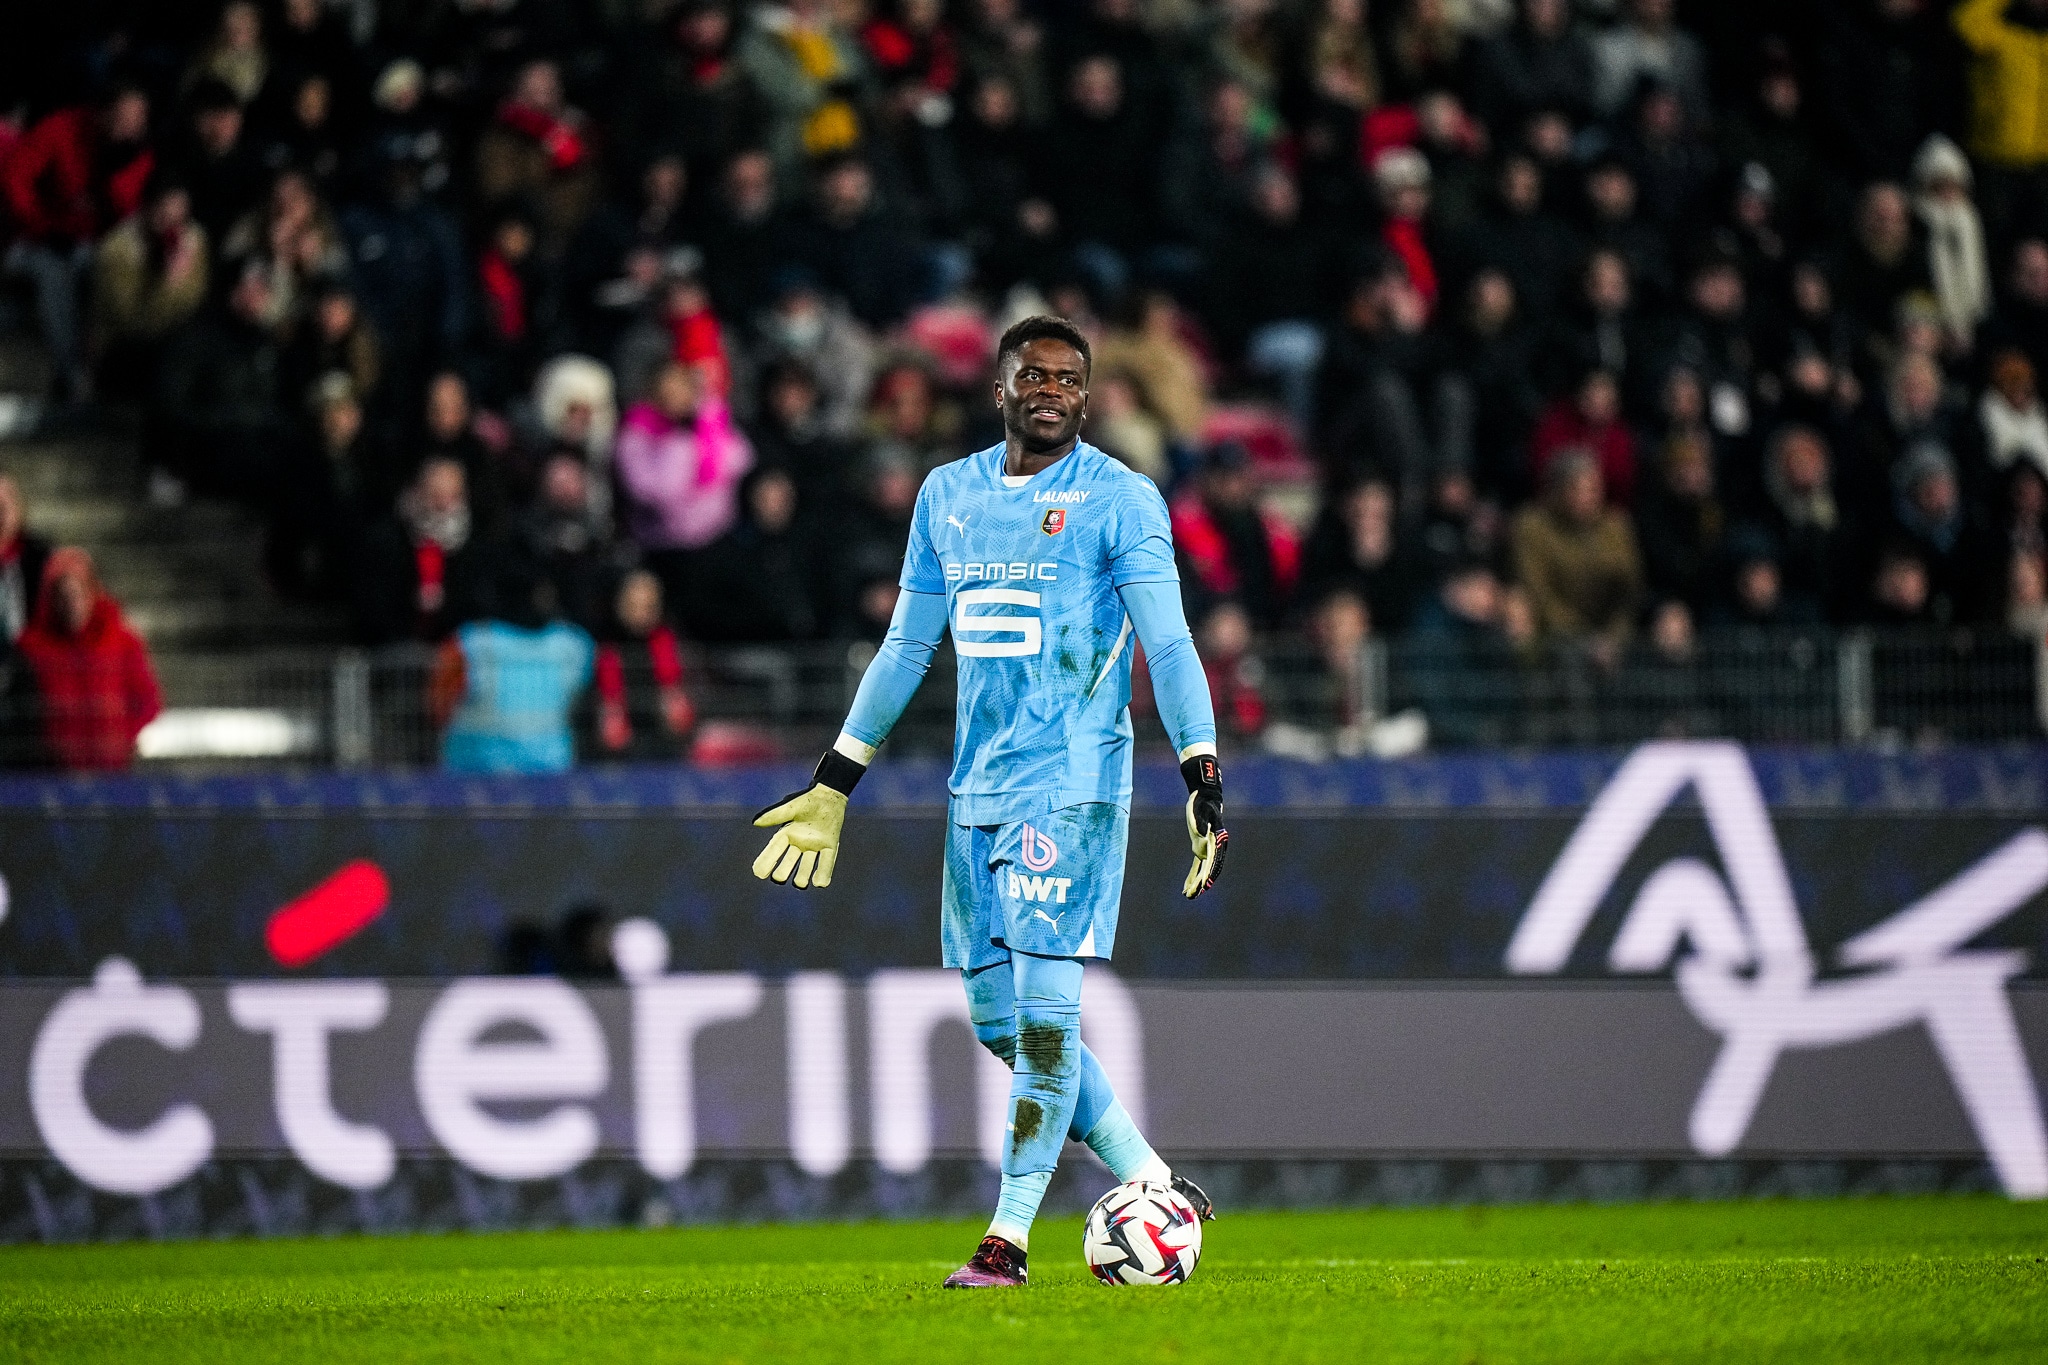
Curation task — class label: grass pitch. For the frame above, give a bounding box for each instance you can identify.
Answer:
[0,1197,2043,1363]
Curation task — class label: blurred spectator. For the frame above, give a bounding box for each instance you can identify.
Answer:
[1578,158,1671,304]
[355,456,494,644]
[615,361,754,600]
[151,262,299,524]
[865,359,959,473]
[593,568,695,761]
[1711,523,1816,628]
[682,466,823,640]
[3,82,153,404]
[185,1,270,107]
[1912,136,1992,352]
[1839,182,1933,346]
[1592,0,1708,124]
[2007,546,2048,637]
[281,275,381,423]
[177,78,267,245]
[1529,367,1638,507]
[1981,349,2048,485]
[1470,0,1594,130]
[91,174,210,395]
[470,203,548,405]
[1888,440,1988,622]
[1867,540,1936,624]
[1173,442,1301,627]
[1511,450,1644,664]
[1759,424,1848,623]
[1317,260,1455,496]
[1982,239,2048,380]
[791,155,930,327]
[1409,560,1539,744]
[614,2,766,179]
[337,135,467,412]
[1214,165,1334,431]
[1818,0,1960,186]
[1045,54,1155,290]
[418,371,508,533]
[836,449,920,636]
[748,357,864,501]
[0,477,52,644]
[746,268,877,439]
[1955,0,2048,251]
[1370,146,1438,315]
[17,549,161,771]
[562,156,694,360]
[475,59,600,258]
[699,149,796,325]
[520,454,616,633]
[219,167,349,335]
[1194,600,1268,744]
[1301,479,1422,636]
[1457,153,1578,331]
[1633,429,1722,619]
[1094,291,1211,446]
[1448,271,1543,495]
[431,557,594,775]
[534,353,619,487]
[1087,369,1170,483]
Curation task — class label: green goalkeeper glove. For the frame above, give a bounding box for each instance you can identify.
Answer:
[752,749,867,889]
[1181,752,1228,898]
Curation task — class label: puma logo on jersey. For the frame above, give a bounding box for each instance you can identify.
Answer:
[1004,869,1073,904]
[945,514,972,534]
[1032,907,1066,929]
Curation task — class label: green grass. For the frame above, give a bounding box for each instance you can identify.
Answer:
[1,1198,2044,1362]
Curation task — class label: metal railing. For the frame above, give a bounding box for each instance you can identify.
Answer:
[98,625,2048,769]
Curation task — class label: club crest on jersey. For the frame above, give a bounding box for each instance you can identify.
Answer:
[1020,822,1058,871]
[1041,509,1066,535]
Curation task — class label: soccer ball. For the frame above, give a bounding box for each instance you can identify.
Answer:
[1082,1181,1203,1285]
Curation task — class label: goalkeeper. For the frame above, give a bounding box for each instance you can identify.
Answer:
[753,315,1227,1288]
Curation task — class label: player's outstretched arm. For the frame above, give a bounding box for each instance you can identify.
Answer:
[1117,578,1228,898]
[751,587,948,889]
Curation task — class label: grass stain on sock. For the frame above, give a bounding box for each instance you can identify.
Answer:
[1011,1099,1044,1154]
[1017,1022,1066,1072]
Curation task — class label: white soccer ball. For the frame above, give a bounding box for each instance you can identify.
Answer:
[1082,1181,1203,1285]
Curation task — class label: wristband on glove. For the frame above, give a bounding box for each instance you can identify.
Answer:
[1180,752,1227,899]
[751,746,870,889]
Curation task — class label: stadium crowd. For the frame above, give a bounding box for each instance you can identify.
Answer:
[3,0,2048,767]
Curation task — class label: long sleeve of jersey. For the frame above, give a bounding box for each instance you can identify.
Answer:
[1118,578,1217,759]
[839,587,950,754]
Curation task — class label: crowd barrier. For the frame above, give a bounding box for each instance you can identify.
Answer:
[2,742,2046,1240]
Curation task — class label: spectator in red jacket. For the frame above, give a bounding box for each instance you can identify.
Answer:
[1171,441,1301,626]
[2,82,153,403]
[1529,366,1639,507]
[16,549,162,770]
[592,568,695,761]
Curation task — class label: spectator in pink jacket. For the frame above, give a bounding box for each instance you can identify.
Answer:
[614,360,754,606]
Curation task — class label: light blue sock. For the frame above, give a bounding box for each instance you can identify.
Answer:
[987,1170,1054,1248]
[1083,1099,1171,1186]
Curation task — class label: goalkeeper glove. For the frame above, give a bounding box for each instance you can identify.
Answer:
[752,748,867,889]
[1181,752,1228,898]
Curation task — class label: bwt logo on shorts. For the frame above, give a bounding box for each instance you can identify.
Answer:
[1004,869,1074,904]
[1020,823,1059,871]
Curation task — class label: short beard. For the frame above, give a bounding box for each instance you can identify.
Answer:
[1005,401,1082,454]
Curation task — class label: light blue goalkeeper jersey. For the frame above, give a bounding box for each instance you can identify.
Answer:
[883,441,1186,825]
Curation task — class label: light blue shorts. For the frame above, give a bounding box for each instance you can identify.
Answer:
[940,802,1129,969]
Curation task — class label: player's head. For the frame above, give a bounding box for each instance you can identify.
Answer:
[994,315,1091,453]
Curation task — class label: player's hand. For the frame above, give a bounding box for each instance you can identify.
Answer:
[1180,753,1227,898]
[751,784,847,888]
[750,747,868,889]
